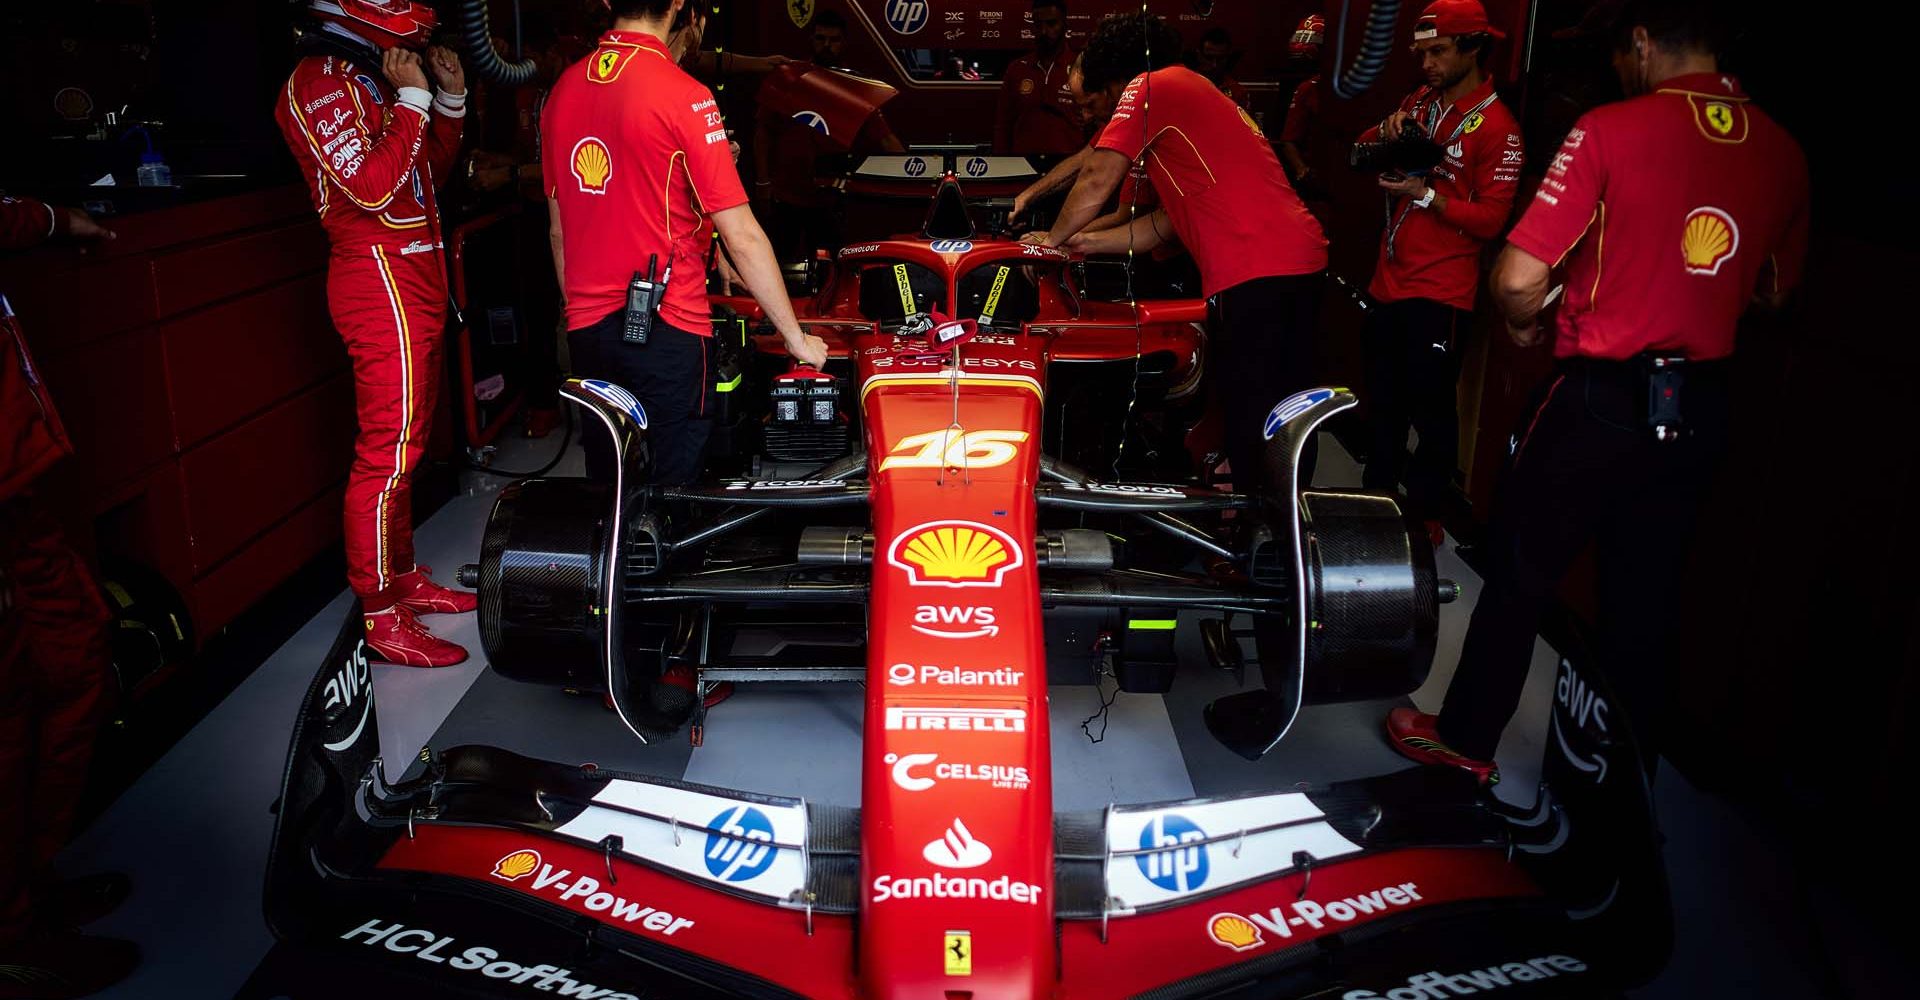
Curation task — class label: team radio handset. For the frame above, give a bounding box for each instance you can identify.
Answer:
[625,254,669,345]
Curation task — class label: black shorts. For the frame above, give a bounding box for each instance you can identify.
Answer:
[567,312,716,487]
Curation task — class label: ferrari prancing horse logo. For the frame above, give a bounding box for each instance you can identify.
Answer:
[789,0,815,29]
[1704,102,1734,135]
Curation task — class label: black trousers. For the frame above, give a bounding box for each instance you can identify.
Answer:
[1437,359,1730,764]
[567,312,716,487]
[1209,271,1325,495]
[1361,296,1469,521]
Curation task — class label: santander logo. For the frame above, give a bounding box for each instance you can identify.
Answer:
[923,819,993,869]
[913,604,999,639]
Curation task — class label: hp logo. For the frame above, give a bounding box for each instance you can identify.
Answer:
[1264,388,1336,440]
[1136,814,1209,893]
[885,0,929,35]
[904,156,928,177]
[704,805,777,883]
[792,110,830,136]
[929,240,973,254]
[965,156,989,177]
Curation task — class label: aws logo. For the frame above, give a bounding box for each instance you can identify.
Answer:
[571,137,613,195]
[1681,207,1739,277]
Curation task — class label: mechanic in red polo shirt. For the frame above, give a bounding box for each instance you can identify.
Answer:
[1355,0,1524,542]
[995,0,1082,156]
[1043,12,1328,494]
[543,0,826,489]
[1387,0,1809,783]
[1278,14,1327,189]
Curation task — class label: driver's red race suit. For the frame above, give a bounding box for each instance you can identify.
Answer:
[274,53,464,609]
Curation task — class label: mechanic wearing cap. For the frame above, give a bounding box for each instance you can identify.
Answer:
[1043,12,1328,496]
[1388,0,1809,782]
[0,196,138,996]
[996,1,1082,156]
[543,0,827,491]
[1192,27,1250,108]
[1355,0,1524,545]
[1278,14,1326,190]
[276,0,478,669]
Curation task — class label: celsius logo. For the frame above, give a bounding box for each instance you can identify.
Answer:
[965,156,990,177]
[1137,814,1209,892]
[913,604,999,639]
[904,156,928,176]
[885,0,929,35]
[704,806,777,882]
[923,818,993,869]
[887,753,1031,792]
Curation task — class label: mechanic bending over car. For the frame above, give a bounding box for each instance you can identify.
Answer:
[276,1,479,669]
[1356,0,1524,547]
[0,197,138,998]
[1039,11,1330,496]
[543,0,827,490]
[1387,0,1809,784]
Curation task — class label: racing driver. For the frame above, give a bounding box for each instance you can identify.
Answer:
[275,0,477,667]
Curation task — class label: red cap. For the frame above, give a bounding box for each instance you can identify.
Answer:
[1413,0,1507,41]
[1289,14,1327,58]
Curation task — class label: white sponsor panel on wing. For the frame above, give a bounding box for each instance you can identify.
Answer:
[1104,793,1362,911]
[550,779,808,902]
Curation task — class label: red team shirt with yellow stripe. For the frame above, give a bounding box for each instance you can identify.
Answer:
[542,30,749,334]
[1507,73,1809,361]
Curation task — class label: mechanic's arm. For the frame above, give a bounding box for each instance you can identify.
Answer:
[1065,209,1171,256]
[423,47,469,181]
[0,196,113,250]
[547,194,564,294]
[1280,141,1310,183]
[1490,244,1551,347]
[685,50,790,78]
[1013,144,1090,223]
[1044,149,1129,247]
[711,205,827,367]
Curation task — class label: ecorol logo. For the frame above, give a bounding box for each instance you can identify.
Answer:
[570,137,613,194]
[1681,207,1739,276]
[704,806,777,882]
[1137,814,1209,892]
[888,520,1025,588]
[885,0,930,36]
[1263,387,1338,440]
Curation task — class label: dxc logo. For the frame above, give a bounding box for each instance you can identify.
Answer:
[885,0,929,36]
[1137,814,1209,893]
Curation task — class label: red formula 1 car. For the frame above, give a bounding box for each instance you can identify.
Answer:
[266,178,1670,999]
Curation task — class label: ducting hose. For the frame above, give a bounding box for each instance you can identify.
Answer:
[1332,0,1403,99]
[458,0,536,86]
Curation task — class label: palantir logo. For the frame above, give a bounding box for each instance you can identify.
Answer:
[885,0,930,35]
[903,156,928,177]
[1137,813,1209,892]
[704,805,777,882]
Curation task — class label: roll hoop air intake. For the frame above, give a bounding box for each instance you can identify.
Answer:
[458,0,536,86]
[1333,0,1403,98]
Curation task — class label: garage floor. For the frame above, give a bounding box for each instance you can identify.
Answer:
[56,430,1835,1000]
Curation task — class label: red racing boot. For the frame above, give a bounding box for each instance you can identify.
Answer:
[389,565,477,615]
[363,605,469,667]
[1385,707,1500,786]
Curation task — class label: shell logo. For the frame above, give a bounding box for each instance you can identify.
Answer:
[1681,207,1739,276]
[1207,912,1264,952]
[492,849,542,881]
[572,137,613,195]
[888,520,1024,588]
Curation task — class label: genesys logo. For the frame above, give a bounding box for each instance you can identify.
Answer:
[1338,955,1590,999]
[887,752,1030,791]
[885,706,1028,733]
[342,918,651,999]
[487,850,694,937]
[887,662,1025,688]
[913,604,999,639]
[1206,881,1426,952]
[923,818,993,869]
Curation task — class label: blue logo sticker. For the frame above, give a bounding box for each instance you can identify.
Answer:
[1263,388,1337,441]
[1136,814,1209,892]
[579,379,648,430]
[792,110,831,136]
[354,74,384,105]
[884,0,930,35]
[965,156,990,177]
[704,805,778,882]
[930,240,973,253]
[903,156,928,177]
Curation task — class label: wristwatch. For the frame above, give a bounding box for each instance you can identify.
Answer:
[1413,186,1436,209]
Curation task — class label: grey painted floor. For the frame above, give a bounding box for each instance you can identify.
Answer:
[54,430,1833,999]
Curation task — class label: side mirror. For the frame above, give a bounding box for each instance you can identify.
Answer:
[930,316,979,350]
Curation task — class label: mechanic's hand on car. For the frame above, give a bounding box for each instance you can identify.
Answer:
[1009,190,1033,227]
[1019,230,1051,246]
[385,48,430,92]
[427,46,467,96]
[784,330,829,368]
[66,208,114,241]
[1380,110,1411,141]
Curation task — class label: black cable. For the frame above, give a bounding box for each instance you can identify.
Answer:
[463,403,575,478]
[1110,1,1155,481]
[1080,662,1121,744]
